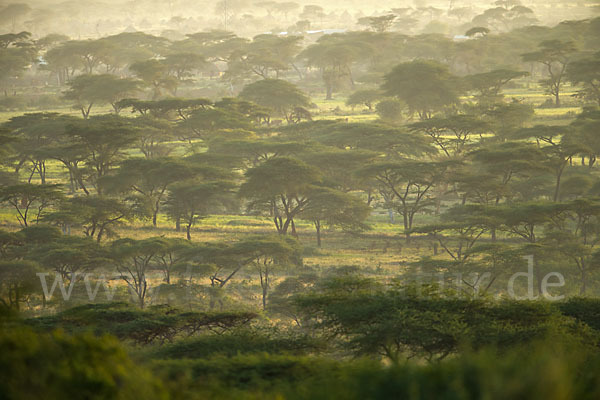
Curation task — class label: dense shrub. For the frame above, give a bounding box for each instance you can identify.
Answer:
[0,327,166,400]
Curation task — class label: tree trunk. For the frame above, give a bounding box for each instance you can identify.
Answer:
[325,83,333,100]
[315,220,322,247]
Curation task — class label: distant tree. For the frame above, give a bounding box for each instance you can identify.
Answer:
[49,196,133,242]
[345,89,382,111]
[522,40,578,106]
[28,236,104,285]
[227,34,303,80]
[239,79,310,123]
[302,186,370,247]
[166,180,237,240]
[63,74,141,118]
[130,59,178,99]
[357,14,397,33]
[382,60,460,119]
[299,34,373,99]
[162,52,208,81]
[543,199,600,294]
[0,31,31,48]
[0,42,34,96]
[567,53,600,106]
[464,69,528,104]
[2,112,78,185]
[409,115,489,157]
[273,2,299,19]
[514,125,588,201]
[484,101,534,140]
[0,3,31,31]
[233,236,302,309]
[151,237,195,284]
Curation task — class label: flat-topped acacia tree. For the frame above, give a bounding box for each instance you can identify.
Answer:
[239,79,311,124]
[239,157,321,236]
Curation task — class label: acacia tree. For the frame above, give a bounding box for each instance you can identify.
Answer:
[100,158,195,227]
[514,125,588,201]
[542,199,600,294]
[522,40,577,106]
[2,113,78,185]
[151,238,195,284]
[409,115,489,157]
[63,74,141,118]
[301,186,370,247]
[0,260,38,311]
[489,202,563,295]
[227,34,303,80]
[28,235,104,285]
[165,180,237,240]
[64,115,139,194]
[130,59,178,99]
[382,60,460,120]
[0,183,63,227]
[464,69,528,104]
[299,34,373,99]
[345,89,382,111]
[356,160,453,239]
[240,157,321,236]
[357,14,397,33]
[411,205,491,263]
[231,236,302,310]
[111,237,166,308]
[464,141,547,205]
[567,53,600,106]
[47,196,133,242]
[239,79,311,124]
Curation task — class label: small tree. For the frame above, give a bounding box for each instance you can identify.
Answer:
[376,98,404,123]
[111,237,165,308]
[165,180,237,240]
[232,236,302,310]
[302,186,370,247]
[345,89,381,111]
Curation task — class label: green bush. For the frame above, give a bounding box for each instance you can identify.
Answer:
[0,327,166,400]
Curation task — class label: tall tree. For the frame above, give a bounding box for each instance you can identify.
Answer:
[522,40,577,106]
